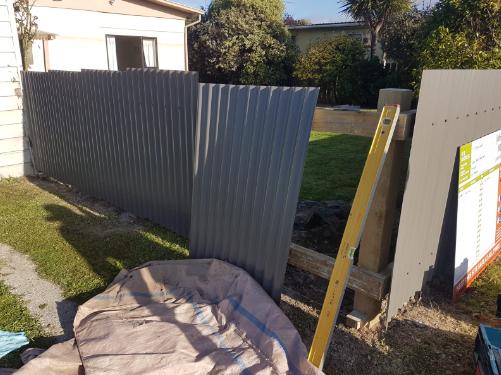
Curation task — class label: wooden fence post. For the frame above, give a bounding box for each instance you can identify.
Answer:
[347,88,413,328]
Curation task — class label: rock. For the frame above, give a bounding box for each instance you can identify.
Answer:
[293,199,351,257]
[294,209,314,226]
[119,212,136,224]
[75,192,90,203]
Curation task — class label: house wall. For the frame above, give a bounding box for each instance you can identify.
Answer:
[291,26,384,60]
[0,0,32,178]
[31,6,187,71]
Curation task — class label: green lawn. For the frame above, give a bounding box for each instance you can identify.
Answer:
[0,131,370,306]
[300,131,372,202]
[0,133,500,371]
[458,257,501,319]
[0,282,48,368]
[0,178,188,304]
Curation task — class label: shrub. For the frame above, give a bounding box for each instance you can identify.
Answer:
[294,37,390,107]
[418,26,501,70]
[188,0,297,85]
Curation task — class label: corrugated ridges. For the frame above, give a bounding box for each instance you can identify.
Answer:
[190,83,319,300]
[22,70,197,237]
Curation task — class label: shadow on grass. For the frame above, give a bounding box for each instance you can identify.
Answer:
[2,178,225,370]
[42,202,187,302]
[28,178,187,334]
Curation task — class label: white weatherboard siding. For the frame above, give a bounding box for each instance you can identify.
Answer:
[0,0,32,177]
[32,7,186,71]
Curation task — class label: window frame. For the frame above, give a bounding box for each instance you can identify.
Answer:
[141,37,159,69]
[105,34,159,70]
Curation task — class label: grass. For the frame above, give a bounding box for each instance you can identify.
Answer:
[300,131,372,202]
[0,131,369,305]
[0,178,188,304]
[0,282,48,368]
[0,134,500,372]
[458,257,501,321]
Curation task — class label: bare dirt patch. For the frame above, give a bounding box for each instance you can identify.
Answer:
[0,244,77,341]
[281,269,501,375]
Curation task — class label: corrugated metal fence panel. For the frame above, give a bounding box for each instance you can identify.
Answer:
[388,70,501,321]
[189,84,319,300]
[22,69,198,236]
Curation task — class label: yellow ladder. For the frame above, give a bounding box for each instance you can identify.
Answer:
[308,105,400,370]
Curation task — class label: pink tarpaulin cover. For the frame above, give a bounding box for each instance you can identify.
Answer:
[17,259,322,375]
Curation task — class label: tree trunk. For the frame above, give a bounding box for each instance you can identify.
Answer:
[20,38,32,71]
[370,29,377,59]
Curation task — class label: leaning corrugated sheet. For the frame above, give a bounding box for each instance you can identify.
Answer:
[388,70,501,321]
[22,70,198,236]
[189,84,319,300]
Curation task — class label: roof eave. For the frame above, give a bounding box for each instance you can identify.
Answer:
[146,0,204,16]
[288,22,366,30]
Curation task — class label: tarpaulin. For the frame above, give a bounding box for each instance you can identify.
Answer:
[0,331,28,358]
[17,259,322,374]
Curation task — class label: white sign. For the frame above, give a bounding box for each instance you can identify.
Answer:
[454,129,501,300]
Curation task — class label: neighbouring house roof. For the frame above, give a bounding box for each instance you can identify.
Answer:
[146,0,204,15]
[288,21,366,30]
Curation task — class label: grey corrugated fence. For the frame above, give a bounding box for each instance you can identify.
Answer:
[189,84,319,300]
[23,71,319,298]
[23,70,198,236]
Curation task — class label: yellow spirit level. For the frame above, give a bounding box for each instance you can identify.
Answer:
[308,105,400,370]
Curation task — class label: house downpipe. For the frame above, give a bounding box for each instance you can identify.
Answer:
[184,15,201,71]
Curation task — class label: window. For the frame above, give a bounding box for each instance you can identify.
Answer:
[347,32,363,42]
[106,35,158,71]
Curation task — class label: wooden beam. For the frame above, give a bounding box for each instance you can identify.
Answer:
[312,107,416,140]
[352,88,413,323]
[288,243,390,301]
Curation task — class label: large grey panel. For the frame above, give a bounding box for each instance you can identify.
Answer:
[22,70,197,236]
[388,70,501,320]
[189,84,319,300]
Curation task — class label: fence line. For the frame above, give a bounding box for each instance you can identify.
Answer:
[23,70,198,236]
[23,71,319,298]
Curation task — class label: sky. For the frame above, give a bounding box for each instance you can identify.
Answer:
[180,0,438,24]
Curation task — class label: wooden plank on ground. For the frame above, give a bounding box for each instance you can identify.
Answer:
[312,107,416,140]
[288,243,390,301]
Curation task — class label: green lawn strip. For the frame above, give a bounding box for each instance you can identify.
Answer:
[0,178,188,304]
[300,131,371,202]
[458,258,501,319]
[0,132,371,304]
[0,282,50,368]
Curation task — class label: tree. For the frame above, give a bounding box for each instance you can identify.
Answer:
[417,0,501,72]
[13,0,38,71]
[294,36,387,106]
[418,26,501,70]
[209,0,285,22]
[189,0,297,85]
[427,0,500,50]
[341,0,411,58]
[381,6,430,87]
[283,13,311,27]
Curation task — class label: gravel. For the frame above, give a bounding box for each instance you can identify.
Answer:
[0,244,77,341]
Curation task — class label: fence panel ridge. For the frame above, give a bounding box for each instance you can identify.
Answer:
[190,83,319,300]
[22,69,198,237]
